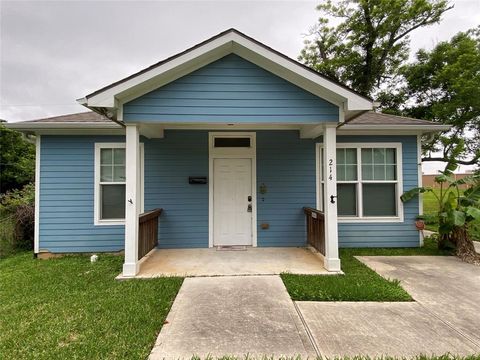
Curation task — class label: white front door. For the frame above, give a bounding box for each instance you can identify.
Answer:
[213,158,252,246]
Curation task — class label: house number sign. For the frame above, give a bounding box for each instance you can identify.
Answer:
[328,158,337,204]
[328,159,334,180]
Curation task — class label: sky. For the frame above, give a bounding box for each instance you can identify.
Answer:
[1,0,479,173]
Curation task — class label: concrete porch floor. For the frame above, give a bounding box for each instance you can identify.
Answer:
[130,247,332,278]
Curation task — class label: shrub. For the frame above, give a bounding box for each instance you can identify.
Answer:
[0,183,35,256]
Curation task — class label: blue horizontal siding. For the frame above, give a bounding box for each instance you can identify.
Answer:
[256,131,315,247]
[38,132,420,253]
[336,135,420,247]
[144,131,209,248]
[124,54,338,123]
[39,135,125,253]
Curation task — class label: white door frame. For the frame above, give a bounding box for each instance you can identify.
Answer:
[208,132,257,248]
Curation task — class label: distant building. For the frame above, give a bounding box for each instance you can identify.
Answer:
[423,171,474,189]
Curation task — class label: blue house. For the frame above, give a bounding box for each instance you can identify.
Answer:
[9,29,449,277]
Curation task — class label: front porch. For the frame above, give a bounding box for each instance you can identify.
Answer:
[120,246,332,279]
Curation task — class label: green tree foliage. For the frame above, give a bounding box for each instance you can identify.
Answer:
[383,28,480,166]
[0,124,35,194]
[300,0,452,96]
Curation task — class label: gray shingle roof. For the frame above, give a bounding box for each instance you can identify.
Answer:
[347,111,440,126]
[24,111,111,123]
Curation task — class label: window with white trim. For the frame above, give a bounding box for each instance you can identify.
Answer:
[98,145,126,220]
[318,143,402,220]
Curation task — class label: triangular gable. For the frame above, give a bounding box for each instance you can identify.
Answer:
[123,54,338,124]
[78,29,373,121]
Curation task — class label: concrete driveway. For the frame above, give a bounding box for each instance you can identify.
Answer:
[358,256,480,346]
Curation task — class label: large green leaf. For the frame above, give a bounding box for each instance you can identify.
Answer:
[466,206,480,220]
[449,210,466,227]
[400,187,432,202]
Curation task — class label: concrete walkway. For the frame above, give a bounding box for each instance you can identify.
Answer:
[149,276,316,359]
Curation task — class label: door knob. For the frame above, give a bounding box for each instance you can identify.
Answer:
[248,195,252,202]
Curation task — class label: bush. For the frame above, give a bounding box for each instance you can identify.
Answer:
[0,183,35,256]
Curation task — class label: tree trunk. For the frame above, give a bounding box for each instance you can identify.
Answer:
[451,226,480,265]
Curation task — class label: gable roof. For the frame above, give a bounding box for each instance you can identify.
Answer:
[78,28,375,119]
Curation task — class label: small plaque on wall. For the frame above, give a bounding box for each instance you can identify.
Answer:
[189,176,207,184]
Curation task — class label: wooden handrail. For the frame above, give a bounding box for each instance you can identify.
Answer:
[303,207,326,256]
[139,208,163,223]
[138,208,163,260]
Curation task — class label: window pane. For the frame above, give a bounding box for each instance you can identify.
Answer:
[336,149,346,164]
[385,148,396,164]
[345,148,357,164]
[374,148,385,163]
[385,165,396,180]
[101,149,113,165]
[361,148,373,164]
[100,165,113,182]
[345,165,357,181]
[337,183,357,216]
[113,149,125,165]
[113,166,126,182]
[374,165,386,180]
[363,183,396,216]
[214,137,250,147]
[101,185,125,219]
[362,164,373,180]
[337,166,346,181]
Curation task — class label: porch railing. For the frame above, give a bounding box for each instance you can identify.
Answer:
[303,207,325,256]
[138,208,163,260]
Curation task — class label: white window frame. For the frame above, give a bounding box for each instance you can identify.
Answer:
[316,142,403,223]
[94,142,144,226]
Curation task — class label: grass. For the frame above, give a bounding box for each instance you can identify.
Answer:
[281,238,450,302]
[0,215,16,258]
[0,252,183,360]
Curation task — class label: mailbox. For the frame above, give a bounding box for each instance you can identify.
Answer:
[189,176,207,184]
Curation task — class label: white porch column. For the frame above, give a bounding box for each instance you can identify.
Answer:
[122,124,141,277]
[323,124,341,271]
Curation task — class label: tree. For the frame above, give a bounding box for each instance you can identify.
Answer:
[0,124,35,194]
[300,0,452,96]
[385,27,480,167]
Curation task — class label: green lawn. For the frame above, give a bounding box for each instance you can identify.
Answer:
[281,238,451,302]
[0,252,183,360]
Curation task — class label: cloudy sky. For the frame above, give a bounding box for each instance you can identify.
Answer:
[1,0,479,173]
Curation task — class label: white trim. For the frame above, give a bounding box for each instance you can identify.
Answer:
[94,142,144,226]
[323,126,340,271]
[417,134,424,246]
[315,143,321,210]
[82,30,373,113]
[339,124,451,132]
[208,132,257,248]
[316,142,404,223]
[6,122,121,130]
[34,135,41,254]
[123,125,141,277]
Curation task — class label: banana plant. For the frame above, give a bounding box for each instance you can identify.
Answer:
[401,165,480,254]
